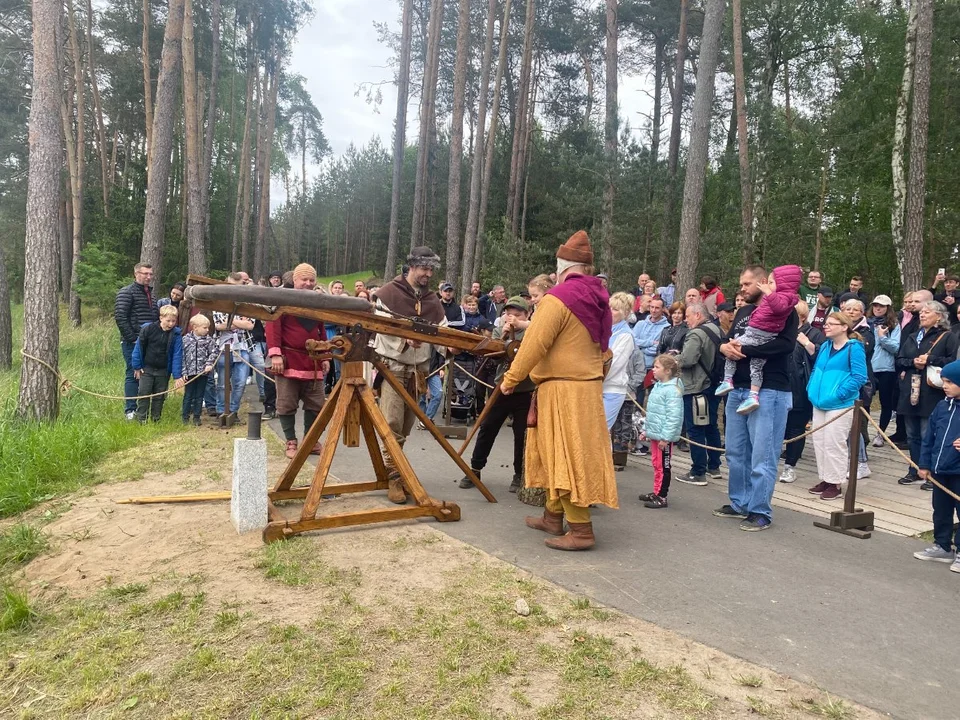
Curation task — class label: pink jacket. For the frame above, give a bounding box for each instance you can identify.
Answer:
[750,265,802,334]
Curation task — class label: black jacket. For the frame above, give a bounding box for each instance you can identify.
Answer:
[725,305,799,393]
[896,325,959,417]
[789,323,826,408]
[115,282,159,345]
[658,322,688,355]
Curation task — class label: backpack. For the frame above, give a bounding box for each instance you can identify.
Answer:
[695,322,725,389]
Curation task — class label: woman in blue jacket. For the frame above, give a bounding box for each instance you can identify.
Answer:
[806,312,868,501]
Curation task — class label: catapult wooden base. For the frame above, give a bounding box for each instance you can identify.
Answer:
[262,359,496,543]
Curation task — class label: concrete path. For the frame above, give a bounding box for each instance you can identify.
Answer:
[266,411,960,720]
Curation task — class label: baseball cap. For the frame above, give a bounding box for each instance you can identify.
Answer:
[871,294,893,307]
[818,286,834,297]
[716,301,735,313]
[440,282,454,291]
[504,295,529,313]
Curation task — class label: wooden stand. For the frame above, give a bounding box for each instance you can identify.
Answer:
[430,360,468,439]
[813,401,874,539]
[263,359,496,543]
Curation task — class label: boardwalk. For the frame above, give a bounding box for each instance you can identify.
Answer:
[651,417,934,537]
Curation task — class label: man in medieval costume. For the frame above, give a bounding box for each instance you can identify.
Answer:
[500,231,618,550]
[373,247,446,504]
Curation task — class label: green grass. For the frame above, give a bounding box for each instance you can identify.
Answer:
[316,270,381,291]
[0,305,189,517]
[0,523,49,569]
[0,584,36,631]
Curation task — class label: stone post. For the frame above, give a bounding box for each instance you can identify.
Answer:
[231,411,267,533]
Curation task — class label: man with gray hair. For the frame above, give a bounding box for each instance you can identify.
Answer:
[676,302,724,485]
[479,284,507,323]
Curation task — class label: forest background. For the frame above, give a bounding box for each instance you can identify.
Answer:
[2,0,959,389]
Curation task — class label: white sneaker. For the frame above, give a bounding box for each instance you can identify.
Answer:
[952,556,960,574]
[125,411,136,421]
[914,545,956,563]
[871,435,884,448]
[779,465,796,483]
[857,462,871,479]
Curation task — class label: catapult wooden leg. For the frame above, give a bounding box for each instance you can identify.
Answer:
[272,378,343,494]
[361,409,389,486]
[357,384,432,506]
[262,503,461,543]
[458,384,502,455]
[301,385,354,519]
[374,360,497,503]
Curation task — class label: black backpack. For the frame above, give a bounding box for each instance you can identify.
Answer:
[695,322,725,389]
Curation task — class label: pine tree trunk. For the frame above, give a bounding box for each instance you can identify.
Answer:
[657,0,688,281]
[181,0,206,274]
[444,0,472,284]
[140,0,185,290]
[0,242,10,370]
[601,0,618,273]
[200,0,221,248]
[255,44,281,281]
[731,0,752,263]
[461,0,506,294]
[642,38,664,273]
[232,21,256,271]
[903,0,933,292]
[675,0,725,295]
[59,198,71,302]
[19,0,63,421]
[84,0,110,217]
[142,0,153,176]
[410,0,444,250]
[813,155,828,271]
[471,0,512,285]
[66,0,84,327]
[507,0,536,235]
[249,56,267,275]
[385,0,414,279]
[891,0,919,287]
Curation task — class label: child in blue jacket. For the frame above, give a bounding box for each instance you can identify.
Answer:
[131,305,184,423]
[914,359,960,572]
[638,354,685,508]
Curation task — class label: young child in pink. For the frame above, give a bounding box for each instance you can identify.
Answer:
[715,264,802,415]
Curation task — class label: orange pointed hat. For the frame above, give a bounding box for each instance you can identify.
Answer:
[556,230,594,265]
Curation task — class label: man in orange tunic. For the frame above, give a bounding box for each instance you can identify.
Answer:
[500,231,618,550]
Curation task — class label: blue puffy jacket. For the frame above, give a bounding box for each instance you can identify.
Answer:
[644,377,685,442]
[806,339,867,411]
[920,397,960,476]
[131,322,183,379]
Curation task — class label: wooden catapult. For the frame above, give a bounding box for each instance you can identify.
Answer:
[183,279,518,543]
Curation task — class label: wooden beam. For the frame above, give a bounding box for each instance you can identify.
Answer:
[116,491,231,504]
[301,386,353,519]
[262,503,461,543]
[272,378,343,493]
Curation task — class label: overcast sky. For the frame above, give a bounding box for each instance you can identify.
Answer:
[283,0,655,200]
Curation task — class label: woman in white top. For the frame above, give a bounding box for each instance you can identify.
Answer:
[606,292,638,470]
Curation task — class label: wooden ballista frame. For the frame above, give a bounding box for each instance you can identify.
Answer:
[185,277,518,543]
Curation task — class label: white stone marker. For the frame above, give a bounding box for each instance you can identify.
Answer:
[231,415,268,533]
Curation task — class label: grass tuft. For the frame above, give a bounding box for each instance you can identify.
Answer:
[736,672,765,688]
[0,523,49,568]
[0,584,37,631]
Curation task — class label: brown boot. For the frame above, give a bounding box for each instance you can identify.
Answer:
[524,509,565,536]
[612,451,628,470]
[386,473,408,504]
[544,522,595,551]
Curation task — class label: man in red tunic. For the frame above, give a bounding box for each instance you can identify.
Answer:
[266,263,330,459]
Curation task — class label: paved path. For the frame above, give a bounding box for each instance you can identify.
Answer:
[267,413,960,720]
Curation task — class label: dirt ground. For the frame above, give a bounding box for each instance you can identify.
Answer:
[0,429,882,719]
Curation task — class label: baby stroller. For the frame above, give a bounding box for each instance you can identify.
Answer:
[450,355,480,424]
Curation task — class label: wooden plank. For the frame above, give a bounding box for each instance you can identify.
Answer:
[262,503,461,543]
[116,491,231,504]
[375,359,497,504]
[273,379,342,493]
[301,386,353,519]
[360,407,389,484]
[341,361,363,447]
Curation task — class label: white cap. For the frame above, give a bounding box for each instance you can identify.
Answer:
[871,294,893,306]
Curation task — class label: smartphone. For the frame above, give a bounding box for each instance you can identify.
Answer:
[939,268,946,276]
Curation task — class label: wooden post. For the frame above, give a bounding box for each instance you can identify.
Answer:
[844,400,863,515]
[222,342,232,426]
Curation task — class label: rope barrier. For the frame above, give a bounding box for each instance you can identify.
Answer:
[235,353,276,384]
[453,362,496,390]
[21,349,222,402]
[859,407,960,504]
[626,394,855,452]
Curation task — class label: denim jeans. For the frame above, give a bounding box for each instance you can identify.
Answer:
[724,387,792,520]
[121,340,139,414]
[683,392,723,476]
[216,350,251,414]
[203,373,217,411]
[249,342,266,399]
[903,414,929,478]
[418,373,443,420]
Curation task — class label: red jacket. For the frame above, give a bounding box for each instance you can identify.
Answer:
[265,315,327,380]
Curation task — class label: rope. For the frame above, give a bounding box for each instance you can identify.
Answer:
[235,353,276,384]
[453,361,496,390]
[20,349,222,401]
[426,357,452,380]
[626,394,855,452]
[859,407,960,504]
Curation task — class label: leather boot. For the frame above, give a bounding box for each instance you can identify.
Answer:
[544,522,595,551]
[509,474,522,493]
[386,473,408,504]
[524,509,565,536]
[612,451,628,470]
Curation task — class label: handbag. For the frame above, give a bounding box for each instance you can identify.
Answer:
[642,369,656,390]
[526,390,538,428]
[924,333,947,388]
